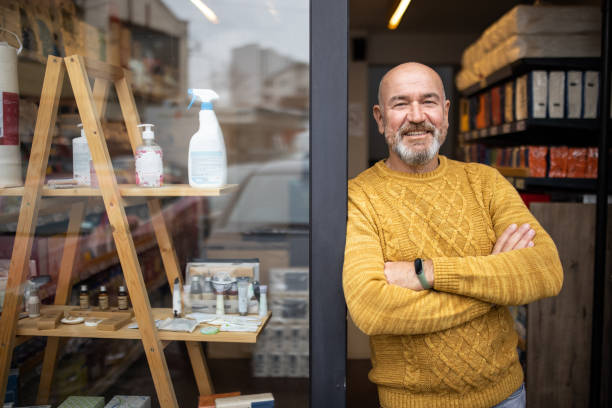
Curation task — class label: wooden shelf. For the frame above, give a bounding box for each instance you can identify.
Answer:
[16,306,271,344]
[0,184,238,197]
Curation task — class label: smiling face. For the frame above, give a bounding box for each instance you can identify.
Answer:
[373,63,450,171]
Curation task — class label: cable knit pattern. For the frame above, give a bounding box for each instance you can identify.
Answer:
[343,156,563,408]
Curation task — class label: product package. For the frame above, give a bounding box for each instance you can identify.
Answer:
[57,396,104,408]
[586,147,599,178]
[548,146,569,178]
[215,393,274,408]
[548,71,565,119]
[567,148,587,178]
[527,146,548,178]
[104,395,150,408]
[198,392,240,408]
[186,259,259,282]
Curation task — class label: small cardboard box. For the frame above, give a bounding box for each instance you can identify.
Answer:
[198,392,240,408]
[104,395,150,408]
[215,393,274,408]
[58,396,104,408]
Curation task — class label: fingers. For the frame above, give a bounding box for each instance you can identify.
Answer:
[493,223,535,254]
[513,226,535,250]
[492,223,517,254]
[502,223,532,252]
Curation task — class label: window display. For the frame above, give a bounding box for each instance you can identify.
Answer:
[0,0,309,406]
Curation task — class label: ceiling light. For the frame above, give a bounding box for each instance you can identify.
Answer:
[388,0,412,30]
[189,0,219,24]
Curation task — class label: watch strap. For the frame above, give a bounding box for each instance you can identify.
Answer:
[414,258,432,290]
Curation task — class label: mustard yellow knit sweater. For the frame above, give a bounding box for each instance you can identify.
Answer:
[343,156,563,408]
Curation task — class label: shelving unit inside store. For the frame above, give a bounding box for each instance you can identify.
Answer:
[459,57,605,196]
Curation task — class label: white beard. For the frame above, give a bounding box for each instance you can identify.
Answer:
[391,125,442,166]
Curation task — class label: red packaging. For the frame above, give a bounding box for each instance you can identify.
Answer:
[475,92,490,129]
[567,148,587,178]
[490,86,502,126]
[548,146,569,178]
[528,146,548,178]
[586,147,599,178]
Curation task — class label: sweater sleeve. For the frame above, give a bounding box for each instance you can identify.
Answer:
[432,168,563,305]
[343,182,494,336]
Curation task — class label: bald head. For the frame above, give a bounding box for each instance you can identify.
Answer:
[377,62,446,107]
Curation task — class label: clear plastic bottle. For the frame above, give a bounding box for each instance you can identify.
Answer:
[135,124,163,187]
[258,285,268,318]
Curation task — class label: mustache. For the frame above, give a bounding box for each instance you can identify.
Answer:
[398,121,436,134]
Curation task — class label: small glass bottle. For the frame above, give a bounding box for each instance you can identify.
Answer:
[79,284,89,309]
[118,286,129,310]
[98,285,109,310]
[27,289,40,318]
[258,285,268,318]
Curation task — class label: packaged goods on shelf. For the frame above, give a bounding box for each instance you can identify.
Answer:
[269,267,308,294]
[567,71,583,119]
[586,147,598,178]
[548,71,565,119]
[104,396,150,408]
[567,148,587,178]
[215,393,274,408]
[549,146,569,178]
[456,5,600,91]
[583,71,599,119]
[198,392,241,408]
[490,86,503,126]
[58,396,104,408]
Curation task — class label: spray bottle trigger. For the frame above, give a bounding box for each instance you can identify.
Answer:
[187,94,196,110]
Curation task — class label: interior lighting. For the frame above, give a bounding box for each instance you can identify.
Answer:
[189,0,219,24]
[387,0,412,30]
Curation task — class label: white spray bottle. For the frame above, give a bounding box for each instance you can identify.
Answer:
[187,89,227,188]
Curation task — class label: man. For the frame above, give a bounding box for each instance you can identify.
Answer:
[342,62,563,408]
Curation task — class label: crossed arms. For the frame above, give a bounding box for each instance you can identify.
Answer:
[342,171,563,336]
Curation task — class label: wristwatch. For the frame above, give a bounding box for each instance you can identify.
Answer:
[414,258,432,290]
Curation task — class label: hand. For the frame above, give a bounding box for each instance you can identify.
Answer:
[492,223,535,255]
[384,260,434,291]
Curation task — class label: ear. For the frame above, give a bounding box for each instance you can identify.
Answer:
[373,105,385,135]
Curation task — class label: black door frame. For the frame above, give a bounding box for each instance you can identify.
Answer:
[310,0,348,406]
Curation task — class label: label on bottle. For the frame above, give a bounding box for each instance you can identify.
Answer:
[135,148,163,187]
[0,92,19,145]
[80,293,89,309]
[99,294,109,310]
[190,151,224,185]
[118,295,128,310]
[73,141,92,185]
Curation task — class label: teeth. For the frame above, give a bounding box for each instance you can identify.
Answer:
[404,131,428,136]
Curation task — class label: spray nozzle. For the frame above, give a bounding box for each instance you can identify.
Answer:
[137,124,155,140]
[187,89,219,111]
[77,123,85,138]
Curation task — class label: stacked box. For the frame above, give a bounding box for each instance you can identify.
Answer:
[253,267,309,378]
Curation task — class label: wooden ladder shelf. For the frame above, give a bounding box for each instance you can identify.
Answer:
[0,55,254,407]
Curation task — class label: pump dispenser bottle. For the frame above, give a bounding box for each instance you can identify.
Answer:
[187,89,227,188]
[135,124,163,187]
